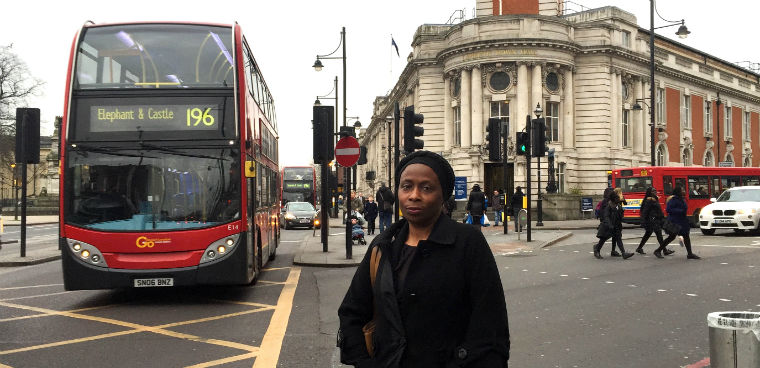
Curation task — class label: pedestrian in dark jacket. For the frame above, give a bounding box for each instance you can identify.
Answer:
[338,151,510,368]
[443,194,457,218]
[376,183,395,233]
[636,187,674,256]
[657,186,701,259]
[491,190,504,226]
[364,196,378,235]
[510,187,525,232]
[593,192,634,259]
[466,184,487,230]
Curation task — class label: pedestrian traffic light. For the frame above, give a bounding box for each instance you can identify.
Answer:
[516,132,529,156]
[312,106,334,164]
[15,108,40,164]
[358,146,368,165]
[403,106,424,153]
[486,118,501,161]
[531,117,546,157]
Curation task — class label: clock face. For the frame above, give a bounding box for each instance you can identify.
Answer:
[489,72,510,91]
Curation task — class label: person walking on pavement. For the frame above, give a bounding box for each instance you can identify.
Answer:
[364,196,378,235]
[443,194,457,218]
[491,189,504,227]
[636,187,675,256]
[466,184,487,231]
[351,191,364,217]
[656,186,701,259]
[594,192,634,259]
[609,187,628,257]
[338,150,510,367]
[376,183,395,233]
[510,187,524,232]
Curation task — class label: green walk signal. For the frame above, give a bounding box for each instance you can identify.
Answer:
[516,132,529,156]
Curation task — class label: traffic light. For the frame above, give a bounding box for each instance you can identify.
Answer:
[516,132,529,156]
[486,118,501,161]
[403,106,424,153]
[531,117,546,158]
[358,146,368,165]
[312,106,334,164]
[15,108,40,164]
[339,125,355,138]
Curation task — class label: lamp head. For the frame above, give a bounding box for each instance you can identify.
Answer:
[632,102,643,111]
[676,23,690,39]
[314,99,321,106]
[312,58,324,71]
[533,103,543,118]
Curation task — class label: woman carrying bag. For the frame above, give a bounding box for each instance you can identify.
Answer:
[337,151,510,367]
[636,187,675,257]
[656,186,701,260]
[593,192,634,260]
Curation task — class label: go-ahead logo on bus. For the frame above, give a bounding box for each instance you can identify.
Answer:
[135,236,172,248]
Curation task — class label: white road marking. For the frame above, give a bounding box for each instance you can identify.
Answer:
[628,285,637,288]
[581,277,590,280]
[657,289,668,292]
[605,281,614,284]
[560,274,568,277]
[540,271,547,274]
[719,298,732,302]
[686,294,698,297]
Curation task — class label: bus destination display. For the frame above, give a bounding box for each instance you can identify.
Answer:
[90,104,219,132]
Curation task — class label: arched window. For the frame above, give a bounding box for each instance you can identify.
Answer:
[682,148,692,166]
[703,150,714,167]
[656,144,667,166]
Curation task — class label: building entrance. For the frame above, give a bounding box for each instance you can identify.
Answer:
[484,162,514,205]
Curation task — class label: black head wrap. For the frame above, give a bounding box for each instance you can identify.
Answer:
[395,150,455,200]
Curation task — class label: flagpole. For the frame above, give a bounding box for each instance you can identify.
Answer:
[389,34,393,91]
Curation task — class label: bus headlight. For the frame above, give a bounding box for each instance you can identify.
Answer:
[66,238,108,268]
[200,234,240,264]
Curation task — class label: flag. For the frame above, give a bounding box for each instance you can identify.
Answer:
[391,37,399,57]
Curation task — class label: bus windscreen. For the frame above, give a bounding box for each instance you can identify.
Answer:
[615,176,652,193]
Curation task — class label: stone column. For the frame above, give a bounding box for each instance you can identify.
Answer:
[611,73,617,148]
[517,62,529,131]
[471,65,483,146]
[531,63,543,115]
[633,79,644,154]
[461,68,472,148]
[443,74,452,151]
[563,67,574,148]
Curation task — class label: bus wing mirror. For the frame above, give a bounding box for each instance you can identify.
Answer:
[245,161,256,178]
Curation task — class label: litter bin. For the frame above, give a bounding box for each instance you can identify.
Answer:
[708,311,760,368]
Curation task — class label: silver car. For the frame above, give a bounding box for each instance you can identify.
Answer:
[280,202,317,230]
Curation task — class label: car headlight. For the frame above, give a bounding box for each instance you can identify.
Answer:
[284,213,296,220]
[737,209,757,215]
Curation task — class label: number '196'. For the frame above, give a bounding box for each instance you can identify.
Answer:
[186,108,215,126]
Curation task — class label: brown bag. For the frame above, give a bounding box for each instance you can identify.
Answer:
[362,245,382,357]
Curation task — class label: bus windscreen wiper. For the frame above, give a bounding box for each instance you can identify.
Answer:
[69,143,148,158]
[138,141,227,161]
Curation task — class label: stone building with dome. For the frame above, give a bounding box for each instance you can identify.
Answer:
[355,0,760,206]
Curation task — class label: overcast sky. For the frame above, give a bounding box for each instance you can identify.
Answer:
[2,0,759,167]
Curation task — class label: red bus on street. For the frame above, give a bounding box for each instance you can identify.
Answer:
[611,166,760,226]
[281,166,316,207]
[59,21,280,290]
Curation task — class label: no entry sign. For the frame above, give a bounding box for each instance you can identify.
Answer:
[335,136,360,167]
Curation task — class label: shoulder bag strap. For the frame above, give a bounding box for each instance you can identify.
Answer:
[369,245,381,288]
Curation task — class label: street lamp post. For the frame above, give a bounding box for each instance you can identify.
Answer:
[715,93,722,164]
[313,27,350,257]
[534,104,544,227]
[648,0,690,166]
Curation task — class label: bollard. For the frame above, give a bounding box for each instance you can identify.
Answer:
[707,311,760,368]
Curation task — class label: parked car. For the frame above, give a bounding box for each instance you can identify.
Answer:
[698,186,760,235]
[280,202,317,230]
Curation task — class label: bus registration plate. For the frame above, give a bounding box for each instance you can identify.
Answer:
[134,278,174,287]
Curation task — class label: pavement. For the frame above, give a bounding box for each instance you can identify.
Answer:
[0,214,633,268]
[292,216,627,267]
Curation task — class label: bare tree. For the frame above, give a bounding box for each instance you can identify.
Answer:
[0,44,44,189]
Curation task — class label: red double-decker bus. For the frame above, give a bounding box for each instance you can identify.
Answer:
[281,166,316,207]
[611,166,760,226]
[59,21,280,290]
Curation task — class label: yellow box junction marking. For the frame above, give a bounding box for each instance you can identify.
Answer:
[252,266,301,368]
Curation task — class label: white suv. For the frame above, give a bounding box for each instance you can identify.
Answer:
[698,186,760,235]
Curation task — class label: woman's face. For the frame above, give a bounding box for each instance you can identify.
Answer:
[398,163,443,227]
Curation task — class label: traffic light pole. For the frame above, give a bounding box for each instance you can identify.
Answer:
[393,102,400,223]
[345,166,352,259]
[525,116,532,242]
[502,122,508,235]
[536,154,544,227]
[321,162,329,252]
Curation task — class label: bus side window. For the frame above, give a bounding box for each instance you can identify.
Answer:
[663,176,673,196]
[710,177,721,198]
[688,176,709,198]
[674,178,686,194]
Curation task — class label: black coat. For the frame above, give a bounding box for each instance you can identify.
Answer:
[510,191,524,210]
[666,195,690,236]
[597,203,622,238]
[377,187,395,213]
[338,215,510,368]
[466,191,487,214]
[364,201,379,221]
[639,197,663,231]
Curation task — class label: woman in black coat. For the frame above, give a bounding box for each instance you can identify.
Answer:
[364,197,379,235]
[593,192,634,260]
[657,186,701,259]
[466,184,487,230]
[636,187,675,257]
[338,151,510,367]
